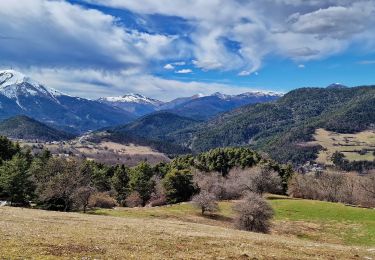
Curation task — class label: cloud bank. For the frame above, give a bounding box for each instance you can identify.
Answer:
[1,0,375,99]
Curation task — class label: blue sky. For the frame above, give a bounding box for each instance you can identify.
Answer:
[1,0,375,100]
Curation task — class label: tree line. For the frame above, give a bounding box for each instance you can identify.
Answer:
[0,137,293,213]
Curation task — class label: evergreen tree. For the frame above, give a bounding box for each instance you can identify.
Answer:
[0,154,34,205]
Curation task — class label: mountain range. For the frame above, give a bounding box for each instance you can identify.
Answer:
[2,69,372,166]
[102,85,375,164]
[98,91,281,120]
[0,70,280,133]
[0,70,134,133]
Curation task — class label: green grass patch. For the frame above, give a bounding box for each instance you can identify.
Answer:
[92,198,375,246]
[270,199,375,246]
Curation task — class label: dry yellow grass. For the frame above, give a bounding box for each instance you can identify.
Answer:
[309,128,375,164]
[1,206,374,259]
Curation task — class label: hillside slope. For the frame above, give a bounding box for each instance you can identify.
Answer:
[190,86,375,163]
[0,115,75,141]
[1,205,373,259]
[98,112,198,154]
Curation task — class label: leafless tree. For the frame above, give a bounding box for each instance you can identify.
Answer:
[147,176,167,207]
[193,171,225,199]
[73,186,95,213]
[192,190,218,215]
[226,166,282,197]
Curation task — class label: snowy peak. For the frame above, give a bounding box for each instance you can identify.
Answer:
[100,93,163,106]
[210,91,282,100]
[0,70,30,87]
[0,70,64,99]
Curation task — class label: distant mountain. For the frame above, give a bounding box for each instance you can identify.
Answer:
[0,70,134,133]
[98,93,163,117]
[99,91,282,120]
[159,94,204,110]
[0,115,75,141]
[327,83,348,89]
[162,91,282,120]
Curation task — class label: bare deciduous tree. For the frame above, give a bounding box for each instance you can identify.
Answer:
[73,186,95,213]
[192,190,218,215]
[226,166,282,197]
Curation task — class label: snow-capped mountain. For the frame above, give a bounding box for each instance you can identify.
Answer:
[159,91,283,120]
[0,70,63,105]
[100,90,282,120]
[98,93,164,117]
[0,70,134,133]
[101,93,163,106]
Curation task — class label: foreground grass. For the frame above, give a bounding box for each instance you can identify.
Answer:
[93,198,375,247]
[1,205,374,259]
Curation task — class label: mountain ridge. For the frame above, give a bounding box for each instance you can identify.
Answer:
[0,115,75,141]
[0,70,135,133]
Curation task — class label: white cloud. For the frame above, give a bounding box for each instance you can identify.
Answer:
[164,64,175,70]
[298,64,305,69]
[21,67,270,101]
[85,0,375,73]
[172,62,186,66]
[175,69,192,74]
[0,0,177,69]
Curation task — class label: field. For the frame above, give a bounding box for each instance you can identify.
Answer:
[1,198,374,259]
[309,128,375,165]
[21,138,170,166]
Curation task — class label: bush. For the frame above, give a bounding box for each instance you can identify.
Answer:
[233,193,274,233]
[89,192,117,209]
[125,191,143,208]
[192,190,218,215]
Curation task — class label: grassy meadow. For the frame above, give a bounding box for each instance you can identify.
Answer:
[1,197,374,259]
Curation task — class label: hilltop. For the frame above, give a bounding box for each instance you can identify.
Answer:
[0,115,75,141]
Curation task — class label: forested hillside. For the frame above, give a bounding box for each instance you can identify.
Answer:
[0,115,75,141]
[190,86,375,163]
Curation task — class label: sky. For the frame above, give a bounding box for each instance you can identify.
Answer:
[1,0,375,100]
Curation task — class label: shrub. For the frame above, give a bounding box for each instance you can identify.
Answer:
[125,191,143,208]
[89,192,117,209]
[192,190,218,215]
[233,193,274,233]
